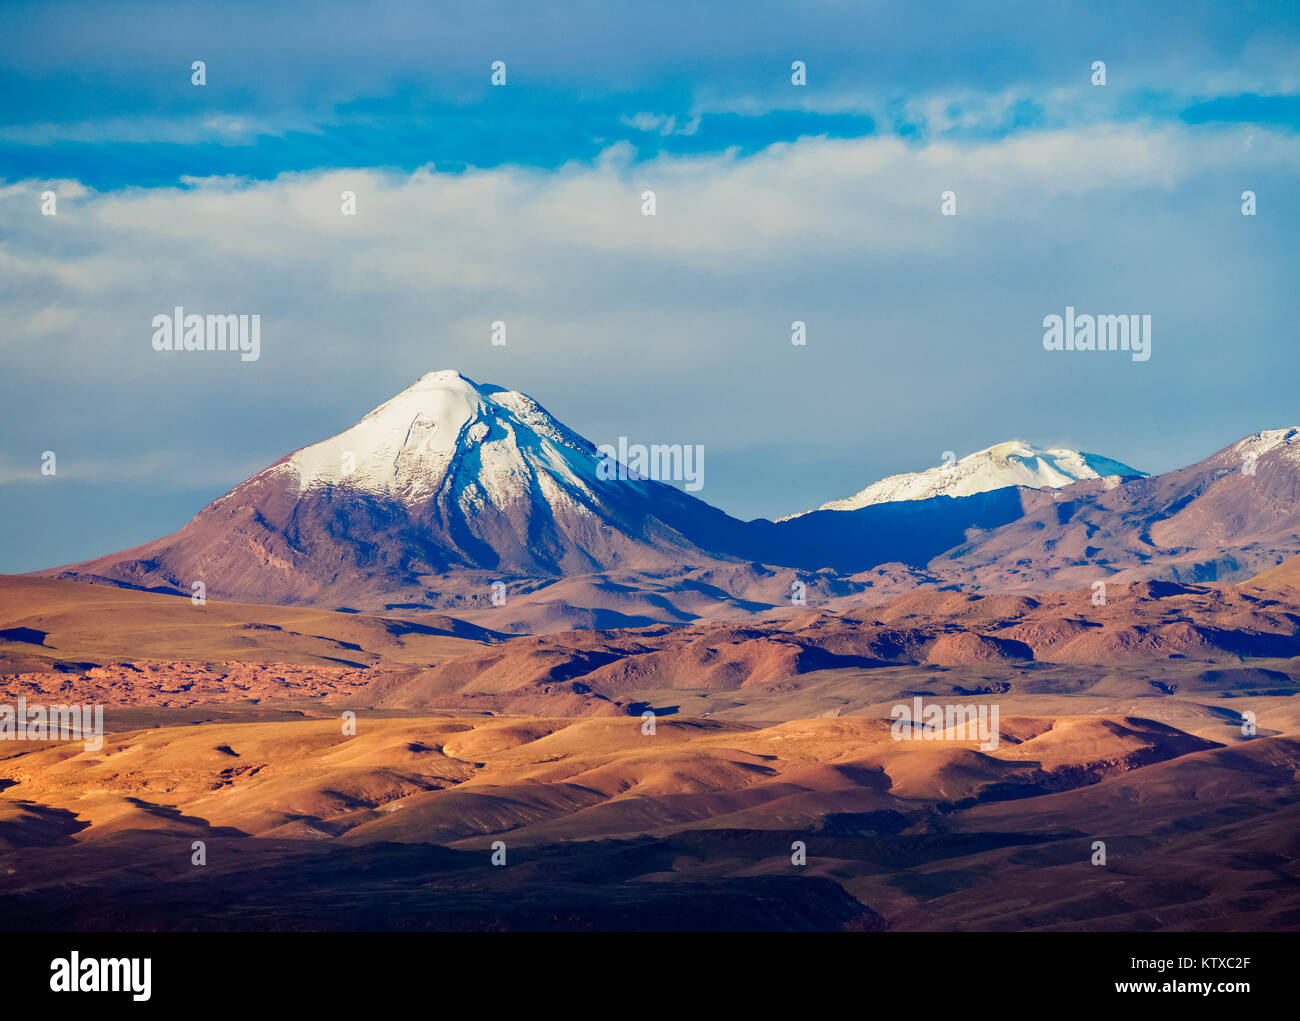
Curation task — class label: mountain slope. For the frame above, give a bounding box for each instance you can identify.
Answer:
[921,427,1300,589]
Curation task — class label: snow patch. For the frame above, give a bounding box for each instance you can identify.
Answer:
[785,439,1147,518]
[249,370,601,512]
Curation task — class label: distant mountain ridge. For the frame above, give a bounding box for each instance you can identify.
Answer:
[919,426,1300,591]
[33,372,1300,628]
[783,439,1146,518]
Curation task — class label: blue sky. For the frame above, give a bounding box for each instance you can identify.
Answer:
[2,1,1299,571]
[4,1,1299,185]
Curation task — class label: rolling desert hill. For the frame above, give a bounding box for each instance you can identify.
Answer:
[7,572,1300,731]
[0,714,1219,847]
[362,578,1300,713]
[0,574,500,680]
[3,709,1297,930]
[1248,552,1300,591]
[4,565,1300,930]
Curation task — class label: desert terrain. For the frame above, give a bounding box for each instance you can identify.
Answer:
[3,570,1299,930]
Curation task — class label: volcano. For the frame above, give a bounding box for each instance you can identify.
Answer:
[39,371,745,609]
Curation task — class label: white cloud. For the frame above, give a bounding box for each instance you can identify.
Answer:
[1,122,1297,515]
[621,112,702,136]
[0,114,312,147]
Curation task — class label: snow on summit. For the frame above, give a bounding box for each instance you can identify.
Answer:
[1229,427,1300,466]
[267,370,597,505]
[788,440,1146,517]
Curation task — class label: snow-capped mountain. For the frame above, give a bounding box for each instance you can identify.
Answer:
[1227,427,1300,469]
[922,427,1300,588]
[43,371,744,608]
[36,372,1300,621]
[786,440,1146,518]
[254,370,613,512]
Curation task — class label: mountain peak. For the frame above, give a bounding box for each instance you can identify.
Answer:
[91,371,738,599]
[405,369,483,392]
[262,371,591,504]
[785,439,1146,518]
[1230,427,1300,460]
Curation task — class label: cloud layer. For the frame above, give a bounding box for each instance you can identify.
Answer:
[3,114,1299,570]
